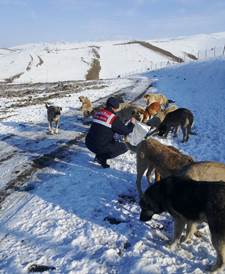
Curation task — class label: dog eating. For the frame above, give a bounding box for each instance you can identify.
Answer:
[140,176,225,272]
[125,138,193,198]
[157,108,194,142]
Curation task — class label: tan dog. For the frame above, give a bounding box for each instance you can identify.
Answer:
[144,93,174,107]
[45,103,62,134]
[126,138,193,198]
[79,96,93,117]
[178,161,225,181]
[142,102,161,123]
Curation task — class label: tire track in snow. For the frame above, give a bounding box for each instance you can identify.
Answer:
[0,78,152,205]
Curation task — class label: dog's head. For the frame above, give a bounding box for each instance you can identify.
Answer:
[143,94,150,101]
[132,109,144,121]
[46,104,62,116]
[79,96,86,103]
[139,184,164,222]
[54,106,62,115]
[157,123,167,136]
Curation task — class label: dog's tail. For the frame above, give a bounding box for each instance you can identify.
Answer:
[168,99,175,104]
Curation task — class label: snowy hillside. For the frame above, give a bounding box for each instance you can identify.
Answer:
[0,55,225,273]
[1,32,225,83]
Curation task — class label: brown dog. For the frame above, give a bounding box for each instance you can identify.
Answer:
[142,102,161,123]
[126,137,225,198]
[126,138,193,198]
[45,103,62,134]
[79,96,93,117]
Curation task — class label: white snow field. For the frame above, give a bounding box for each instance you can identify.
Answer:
[0,55,225,273]
[0,31,225,83]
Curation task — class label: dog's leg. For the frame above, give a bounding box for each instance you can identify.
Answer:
[181,222,197,243]
[155,169,161,183]
[181,126,187,142]
[207,235,225,272]
[186,124,192,142]
[54,120,60,134]
[146,164,154,184]
[48,121,53,134]
[164,129,170,138]
[173,126,179,137]
[168,216,186,250]
[136,158,148,199]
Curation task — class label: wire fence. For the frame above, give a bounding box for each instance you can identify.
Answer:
[121,45,225,77]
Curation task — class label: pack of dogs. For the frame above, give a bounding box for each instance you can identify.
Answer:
[45,91,225,271]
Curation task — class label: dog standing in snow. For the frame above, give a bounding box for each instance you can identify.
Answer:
[79,96,93,118]
[157,108,194,142]
[140,175,225,272]
[45,103,62,134]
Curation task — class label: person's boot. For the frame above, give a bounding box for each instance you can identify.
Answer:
[94,155,110,168]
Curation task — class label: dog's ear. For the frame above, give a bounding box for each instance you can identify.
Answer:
[60,107,62,111]
[45,103,49,109]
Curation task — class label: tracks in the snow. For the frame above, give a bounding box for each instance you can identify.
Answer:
[0,79,152,206]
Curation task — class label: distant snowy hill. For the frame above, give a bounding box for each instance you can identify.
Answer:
[1,32,225,83]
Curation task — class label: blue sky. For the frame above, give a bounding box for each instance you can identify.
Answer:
[1,0,225,47]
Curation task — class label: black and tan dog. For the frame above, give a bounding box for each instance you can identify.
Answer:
[157,108,194,142]
[45,103,62,134]
[140,176,225,272]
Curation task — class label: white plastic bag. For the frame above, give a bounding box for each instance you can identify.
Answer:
[126,121,150,145]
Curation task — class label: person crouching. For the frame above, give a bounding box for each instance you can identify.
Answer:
[85,97,136,168]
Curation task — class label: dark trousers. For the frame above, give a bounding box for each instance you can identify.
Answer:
[86,140,128,160]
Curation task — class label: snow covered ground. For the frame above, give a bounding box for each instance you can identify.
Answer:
[0,55,225,273]
[1,32,225,83]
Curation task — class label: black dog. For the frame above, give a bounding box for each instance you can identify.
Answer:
[157,108,194,142]
[140,176,225,272]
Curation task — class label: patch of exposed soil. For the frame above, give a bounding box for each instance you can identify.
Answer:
[26,55,34,71]
[184,52,198,60]
[4,72,24,83]
[85,47,101,80]
[36,56,44,67]
[116,40,184,63]
[0,79,108,110]
[86,58,101,80]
